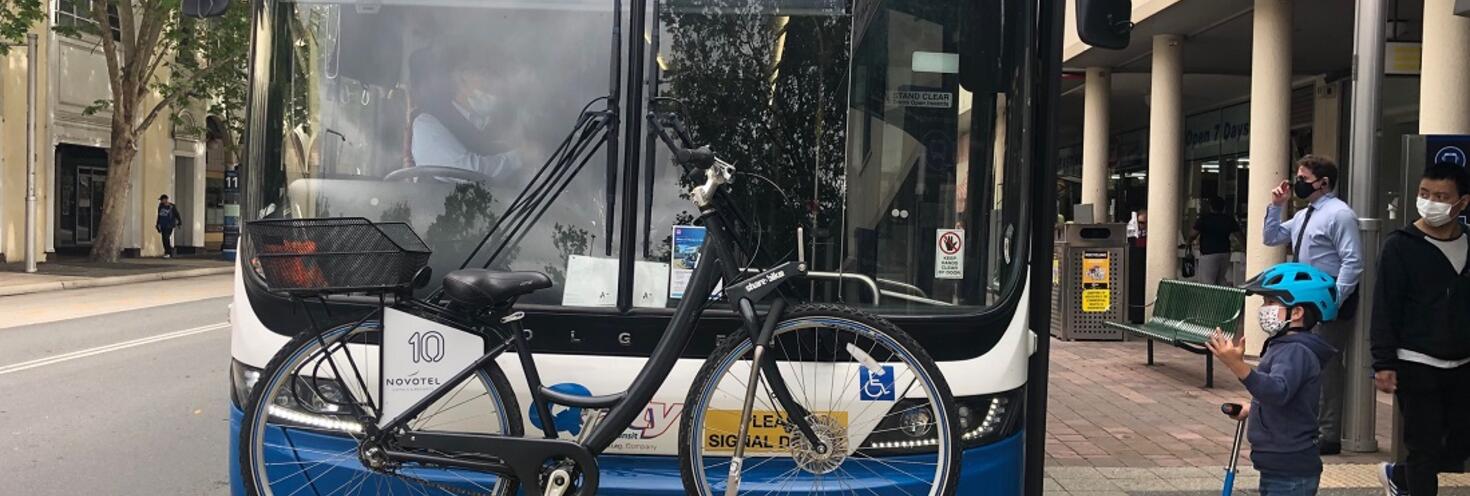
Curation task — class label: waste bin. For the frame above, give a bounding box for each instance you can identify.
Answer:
[1051,223,1129,341]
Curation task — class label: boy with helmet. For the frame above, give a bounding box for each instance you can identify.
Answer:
[1207,262,1340,495]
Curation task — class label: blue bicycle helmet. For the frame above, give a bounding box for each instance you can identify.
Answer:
[1241,262,1340,322]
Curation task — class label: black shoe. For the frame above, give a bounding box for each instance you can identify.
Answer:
[1319,442,1341,455]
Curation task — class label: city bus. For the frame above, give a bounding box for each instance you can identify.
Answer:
[220,0,1112,493]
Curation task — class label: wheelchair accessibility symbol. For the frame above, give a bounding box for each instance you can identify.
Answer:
[859,365,895,401]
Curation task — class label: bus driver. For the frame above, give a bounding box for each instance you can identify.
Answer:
[408,48,521,179]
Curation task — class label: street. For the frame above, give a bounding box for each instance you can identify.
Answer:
[0,276,232,496]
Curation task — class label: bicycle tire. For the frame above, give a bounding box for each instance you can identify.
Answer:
[239,321,523,496]
[677,303,962,495]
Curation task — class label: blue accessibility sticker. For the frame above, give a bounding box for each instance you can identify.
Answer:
[859,365,895,401]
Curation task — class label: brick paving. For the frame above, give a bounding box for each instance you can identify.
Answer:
[1044,338,1470,494]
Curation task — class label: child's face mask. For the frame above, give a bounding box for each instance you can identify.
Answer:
[1258,304,1289,336]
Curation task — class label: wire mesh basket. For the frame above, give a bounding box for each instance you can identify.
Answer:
[244,217,431,295]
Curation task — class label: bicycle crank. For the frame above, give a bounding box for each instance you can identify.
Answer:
[543,467,573,496]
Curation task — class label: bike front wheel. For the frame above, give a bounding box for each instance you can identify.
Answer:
[678,303,961,495]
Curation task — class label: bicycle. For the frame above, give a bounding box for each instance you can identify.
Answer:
[238,103,962,496]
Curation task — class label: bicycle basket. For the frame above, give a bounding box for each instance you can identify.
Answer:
[244,217,431,295]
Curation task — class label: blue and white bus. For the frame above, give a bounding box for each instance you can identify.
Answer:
[224,0,1100,492]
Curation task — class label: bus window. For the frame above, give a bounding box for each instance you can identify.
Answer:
[642,0,1025,314]
[253,0,628,306]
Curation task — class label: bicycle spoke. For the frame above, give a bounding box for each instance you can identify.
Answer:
[848,451,934,486]
[267,446,359,485]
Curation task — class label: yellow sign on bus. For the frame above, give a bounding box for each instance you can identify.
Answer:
[703,410,848,454]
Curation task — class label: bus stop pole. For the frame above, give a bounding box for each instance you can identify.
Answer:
[24,33,39,274]
[1341,0,1386,453]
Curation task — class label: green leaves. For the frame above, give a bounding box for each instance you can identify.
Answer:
[0,0,45,54]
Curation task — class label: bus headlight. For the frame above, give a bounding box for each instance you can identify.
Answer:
[231,359,262,407]
[231,359,364,434]
[858,387,1024,454]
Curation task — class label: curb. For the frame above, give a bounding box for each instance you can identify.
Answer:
[0,267,234,297]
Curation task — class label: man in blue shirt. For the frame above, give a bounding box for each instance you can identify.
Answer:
[1262,155,1363,455]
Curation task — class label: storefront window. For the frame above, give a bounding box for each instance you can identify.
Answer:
[1184,103,1250,238]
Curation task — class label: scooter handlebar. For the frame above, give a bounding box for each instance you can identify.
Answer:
[1220,402,1243,418]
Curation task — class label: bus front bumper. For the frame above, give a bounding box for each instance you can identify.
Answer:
[229,404,1023,494]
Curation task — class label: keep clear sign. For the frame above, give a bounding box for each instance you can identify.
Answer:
[1080,251,1111,312]
[934,229,965,280]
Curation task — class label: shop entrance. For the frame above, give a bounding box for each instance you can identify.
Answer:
[55,145,111,250]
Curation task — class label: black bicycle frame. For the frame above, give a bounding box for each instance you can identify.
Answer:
[365,196,819,493]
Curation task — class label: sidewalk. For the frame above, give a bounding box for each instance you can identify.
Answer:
[0,255,233,297]
[1046,338,1470,494]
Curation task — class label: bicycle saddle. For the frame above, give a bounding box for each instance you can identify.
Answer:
[442,269,552,306]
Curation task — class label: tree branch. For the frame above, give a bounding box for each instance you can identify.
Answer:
[115,0,138,67]
[91,0,125,106]
[129,4,171,99]
[133,50,243,135]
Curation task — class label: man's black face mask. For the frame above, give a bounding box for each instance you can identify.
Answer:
[1293,177,1319,199]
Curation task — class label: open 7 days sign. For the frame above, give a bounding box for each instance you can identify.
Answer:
[380,308,486,426]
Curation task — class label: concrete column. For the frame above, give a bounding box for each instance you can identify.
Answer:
[1421,0,1470,134]
[1244,0,1293,353]
[1082,67,1111,222]
[1146,35,1183,315]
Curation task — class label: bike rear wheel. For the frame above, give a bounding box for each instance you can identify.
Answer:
[678,303,961,495]
[238,320,523,496]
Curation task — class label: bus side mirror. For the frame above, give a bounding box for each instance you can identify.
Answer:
[183,0,230,18]
[1075,0,1132,50]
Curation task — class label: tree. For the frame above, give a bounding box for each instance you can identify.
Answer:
[0,0,250,262]
[659,2,850,266]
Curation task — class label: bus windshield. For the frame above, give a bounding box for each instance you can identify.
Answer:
[249,0,1032,315]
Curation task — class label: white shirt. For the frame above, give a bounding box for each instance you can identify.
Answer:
[410,103,519,178]
[1426,232,1468,273]
[1397,231,1470,369]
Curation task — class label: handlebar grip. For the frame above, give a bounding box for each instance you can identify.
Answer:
[678,146,716,168]
[1221,403,1243,417]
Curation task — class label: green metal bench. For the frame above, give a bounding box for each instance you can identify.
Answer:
[1103,279,1246,388]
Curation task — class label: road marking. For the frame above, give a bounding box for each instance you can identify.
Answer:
[0,322,229,376]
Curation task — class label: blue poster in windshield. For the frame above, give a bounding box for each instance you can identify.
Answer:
[670,225,706,299]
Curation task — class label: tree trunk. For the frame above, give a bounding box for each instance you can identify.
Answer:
[89,123,139,263]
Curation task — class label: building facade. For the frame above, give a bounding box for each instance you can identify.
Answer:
[0,4,233,264]
[1056,0,1470,349]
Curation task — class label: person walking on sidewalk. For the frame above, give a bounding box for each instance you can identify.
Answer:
[1191,196,1241,285]
[1262,155,1363,455]
[156,195,182,259]
[1208,263,1339,496]
[1371,162,1470,496]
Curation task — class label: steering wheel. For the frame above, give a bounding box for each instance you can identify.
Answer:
[384,165,494,184]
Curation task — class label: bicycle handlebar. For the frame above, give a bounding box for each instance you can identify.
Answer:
[646,108,716,169]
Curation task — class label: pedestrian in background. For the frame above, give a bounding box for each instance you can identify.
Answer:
[1128,208,1148,248]
[1261,155,1362,456]
[1371,162,1470,496]
[1191,196,1242,285]
[156,194,182,259]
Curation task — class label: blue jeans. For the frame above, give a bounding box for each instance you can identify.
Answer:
[1258,471,1320,496]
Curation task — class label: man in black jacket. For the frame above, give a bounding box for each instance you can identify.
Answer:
[1371,162,1470,496]
[156,195,182,258]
